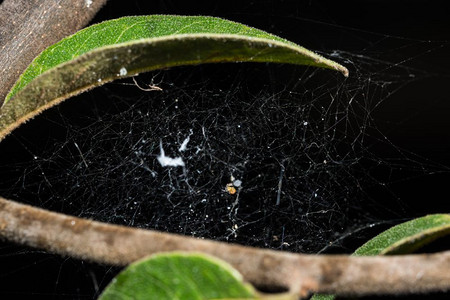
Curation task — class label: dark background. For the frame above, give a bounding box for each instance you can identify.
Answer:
[1,0,450,299]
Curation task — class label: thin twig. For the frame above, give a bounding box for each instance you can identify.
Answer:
[0,0,108,104]
[1,197,449,298]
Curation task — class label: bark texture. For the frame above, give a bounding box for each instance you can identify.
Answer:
[0,0,108,104]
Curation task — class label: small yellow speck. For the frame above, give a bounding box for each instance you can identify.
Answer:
[226,184,236,195]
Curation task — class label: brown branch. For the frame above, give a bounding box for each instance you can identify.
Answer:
[0,0,108,104]
[1,196,449,298]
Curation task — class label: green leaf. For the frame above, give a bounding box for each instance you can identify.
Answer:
[311,214,450,300]
[98,252,256,300]
[311,294,334,300]
[5,15,348,103]
[0,15,348,141]
[354,213,450,256]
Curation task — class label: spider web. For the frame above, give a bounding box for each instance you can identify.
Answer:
[1,3,450,298]
[0,59,435,253]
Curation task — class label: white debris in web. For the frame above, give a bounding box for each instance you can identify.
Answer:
[118,67,127,76]
[179,136,190,152]
[85,0,93,8]
[233,179,242,187]
[179,130,193,152]
[157,140,185,167]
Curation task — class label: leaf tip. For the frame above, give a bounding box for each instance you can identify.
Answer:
[2,96,10,107]
[335,64,349,77]
[342,67,349,77]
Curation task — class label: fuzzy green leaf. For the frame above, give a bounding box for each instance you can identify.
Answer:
[354,214,450,256]
[0,15,347,141]
[98,252,256,300]
[311,214,450,300]
[5,15,348,103]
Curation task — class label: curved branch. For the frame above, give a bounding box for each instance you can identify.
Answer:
[0,0,108,104]
[1,196,449,298]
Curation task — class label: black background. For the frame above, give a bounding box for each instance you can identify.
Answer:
[1,0,450,299]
